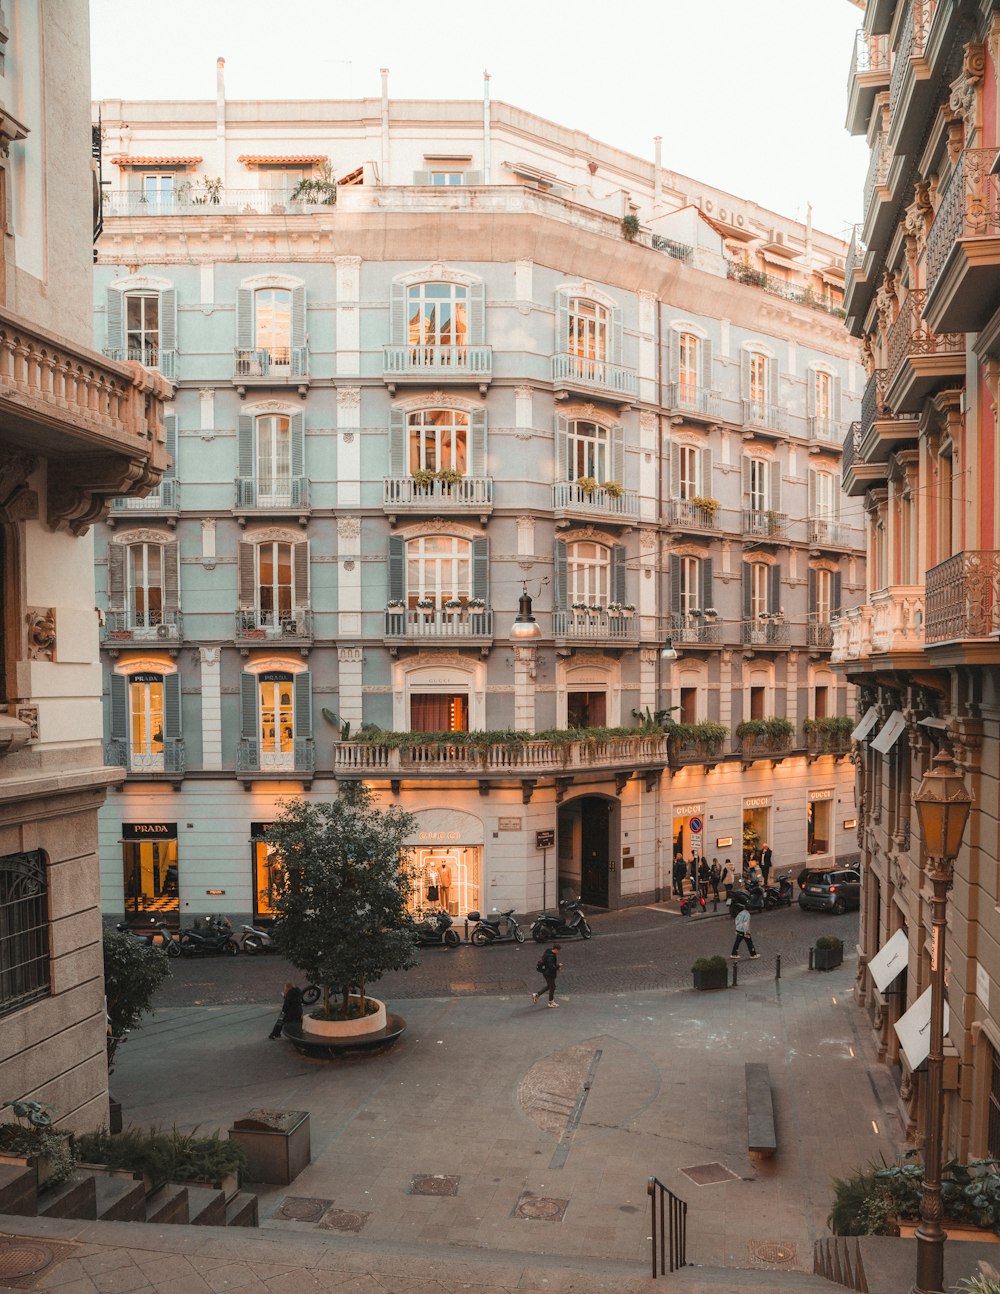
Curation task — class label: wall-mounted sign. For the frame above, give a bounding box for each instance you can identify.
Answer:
[689,816,703,835]
[535,829,555,849]
[497,817,522,832]
[259,671,293,684]
[129,672,163,684]
[418,831,461,842]
[674,803,705,817]
[843,819,858,830]
[716,837,734,848]
[206,889,225,896]
[809,789,834,802]
[744,796,771,809]
[122,823,177,839]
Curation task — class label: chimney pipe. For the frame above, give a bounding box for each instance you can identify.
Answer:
[653,136,662,208]
[215,58,226,182]
[380,68,390,185]
[483,70,492,184]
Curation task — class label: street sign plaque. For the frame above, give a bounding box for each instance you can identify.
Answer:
[535,829,555,849]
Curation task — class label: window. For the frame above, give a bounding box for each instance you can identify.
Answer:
[128,672,165,770]
[408,409,468,474]
[749,686,765,721]
[256,416,292,505]
[254,289,292,366]
[747,459,769,511]
[989,1044,1000,1160]
[567,691,606,728]
[678,445,700,499]
[143,174,173,213]
[568,541,611,605]
[0,850,50,1016]
[679,687,698,724]
[678,556,700,616]
[127,544,163,629]
[748,351,769,414]
[125,294,159,365]
[569,298,609,365]
[678,332,700,402]
[431,172,464,185]
[815,568,832,624]
[259,672,295,768]
[258,542,294,626]
[410,693,469,731]
[407,282,468,351]
[814,686,829,718]
[807,797,832,855]
[406,536,472,608]
[749,563,770,619]
[239,668,312,770]
[567,421,610,482]
[261,167,305,191]
[251,825,283,920]
[814,370,833,432]
[812,472,836,519]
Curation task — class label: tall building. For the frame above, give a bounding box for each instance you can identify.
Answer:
[0,2,168,1126]
[93,71,863,927]
[839,1,1000,1153]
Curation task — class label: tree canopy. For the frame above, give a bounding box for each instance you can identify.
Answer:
[103,929,171,1071]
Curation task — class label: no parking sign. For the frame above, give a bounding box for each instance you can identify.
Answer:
[689,816,703,835]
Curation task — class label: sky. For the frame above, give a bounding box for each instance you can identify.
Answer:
[90,0,869,239]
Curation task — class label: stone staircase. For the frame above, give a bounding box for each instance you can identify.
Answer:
[0,1160,258,1228]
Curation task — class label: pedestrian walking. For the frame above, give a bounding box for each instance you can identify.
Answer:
[761,844,773,886]
[698,858,710,900]
[709,859,721,902]
[672,853,686,899]
[531,944,563,1007]
[269,981,304,1039]
[731,908,760,961]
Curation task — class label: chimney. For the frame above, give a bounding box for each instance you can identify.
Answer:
[653,136,662,209]
[215,58,226,181]
[380,68,390,185]
[483,70,492,184]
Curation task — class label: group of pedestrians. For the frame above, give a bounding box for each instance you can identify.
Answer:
[671,853,737,903]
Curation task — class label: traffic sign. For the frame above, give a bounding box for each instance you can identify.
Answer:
[689,816,703,834]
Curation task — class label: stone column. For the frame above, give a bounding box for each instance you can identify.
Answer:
[334,256,362,377]
[337,516,362,638]
[512,646,536,732]
[336,387,361,509]
[199,646,222,770]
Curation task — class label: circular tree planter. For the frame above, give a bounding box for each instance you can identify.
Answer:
[302,996,387,1038]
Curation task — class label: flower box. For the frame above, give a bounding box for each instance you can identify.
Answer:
[691,958,729,991]
[813,939,844,972]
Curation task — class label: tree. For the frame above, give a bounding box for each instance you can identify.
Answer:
[267,785,417,1019]
[103,930,171,1071]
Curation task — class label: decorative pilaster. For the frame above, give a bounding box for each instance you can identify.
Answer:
[337,515,362,636]
[514,386,533,441]
[512,646,537,732]
[639,647,658,715]
[199,646,222,770]
[637,290,656,403]
[516,514,535,558]
[639,412,658,523]
[336,646,364,729]
[199,387,215,430]
[336,387,361,508]
[334,256,362,375]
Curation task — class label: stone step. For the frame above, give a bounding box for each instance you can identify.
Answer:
[144,1183,189,1225]
[186,1184,227,1227]
[0,1161,36,1216]
[94,1171,146,1223]
[36,1170,96,1220]
[225,1191,259,1227]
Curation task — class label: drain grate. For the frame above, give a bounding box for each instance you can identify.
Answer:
[513,1191,569,1221]
[274,1196,333,1222]
[318,1208,370,1233]
[748,1239,799,1266]
[681,1161,742,1186]
[410,1174,460,1196]
[0,1239,74,1289]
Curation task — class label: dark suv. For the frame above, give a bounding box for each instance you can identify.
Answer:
[797,868,861,915]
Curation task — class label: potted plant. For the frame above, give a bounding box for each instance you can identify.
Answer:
[588,603,604,618]
[688,607,702,618]
[603,480,625,499]
[435,467,464,492]
[411,468,437,492]
[804,715,854,753]
[386,599,405,613]
[0,1101,76,1191]
[621,213,640,242]
[290,159,338,206]
[572,601,590,617]
[690,494,720,519]
[691,955,729,991]
[415,597,435,619]
[76,1126,246,1198]
[575,475,598,496]
[467,596,486,613]
[443,598,463,615]
[607,602,624,617]
[703,608,719,619]
[814,935,844,972]
[620,603,636,619]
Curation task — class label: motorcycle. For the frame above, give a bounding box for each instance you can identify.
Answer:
[727,881,767,919]
[414,909,460,949]
[763,874,794,910]
[679,891,706,917]
[239,922,282,955]
[531,898,592,942]
[178,914,240,957]
[468,908,525,945]
[115,919,180,958]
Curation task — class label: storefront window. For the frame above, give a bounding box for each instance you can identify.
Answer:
[808,795,832,855]
[672,804,705,862]
[251,823,284,920]
[410,693,468,732]
[121,823,178,919]
[742,802,770,865]
[411,846,480,917]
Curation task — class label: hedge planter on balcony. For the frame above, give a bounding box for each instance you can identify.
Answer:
[813,937,844,972]
[691,956,730,991]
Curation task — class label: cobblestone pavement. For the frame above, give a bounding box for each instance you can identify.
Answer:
[151,900,857,1008]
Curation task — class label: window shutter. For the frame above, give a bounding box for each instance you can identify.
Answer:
[238,414,255,480]
[740,348,750,400]
[471,536,490,603]
[553,540,567,610]
[107,544,125,612]
[670,554,682,617]
[808,567,818,615]
[742,564,752,619]
[610,306,624,366]
[106,288,124,352]
[702,337,714,391]
[237,543,256,609]
[390,282,407,346]
[162,541,179,614]
[701,447,713,497]
[294,672,313,740]
[833,473,843,518]
[464,171,482,185]
[808,471,817,518]
[389,407,407,476]
[556,293,570,354]
[412,170,431,185]
[832,569,843,612]
[807,370,818,417]
[669,442,680,496]
[770,460,782,513]
[163,414,178,479]
[769,358,780,411]
[611,545,627,604]
[470,407,487,476]
[291,284,306,351]
[290,411,305,479]
[700,557,713,610]
[293,541,309,606]
[240,672,258,740]
[768,563,782,614]
[163,672,182,739]
[160,288,177,353]
[832,373,842,423]
[109,673,127,741]
[388,535,405,603]
[741,456,751,499]
[609,426,624,485]
[236,288,254,350]
[554,413,570,482]
[468,281,486,346]
[668,328,680,382]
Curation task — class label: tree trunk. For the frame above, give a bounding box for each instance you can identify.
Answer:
[359,976,366,1016]
[323,986,331,1017]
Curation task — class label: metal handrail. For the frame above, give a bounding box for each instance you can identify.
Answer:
[648,1176,687,1276]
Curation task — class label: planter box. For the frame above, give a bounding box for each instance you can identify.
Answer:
[303,996,386,1038]
[814,945,844,972]
[692,966,729,991]
[229,1109,310,1186]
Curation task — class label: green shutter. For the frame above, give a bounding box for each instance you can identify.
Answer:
[107,544,125,612]
[238,415,255,481]
[160,288,177,351]
[390,282,406,346]
[700,558,713,610]
[554,413,570,482]
[742,565,752,619]
[291,285,306,351]
[740,348,750,401]
[701,448,713,497]
[611,545,627,605]
[162,540,179,614]
[237,288,254,350]
[163,414,178,479]
[237,543,256,609]
[768,564,781,614]
[669,442,680,496]
[109,673,127,741]
[293,541,309,606]
[555,293,570,354]
[741,456,751,499]
[163,672,182,739]
[609,427,624,485]
[106,288,124,352]
[807,370,818,417]
[832,570,842,612]
[468,281,485,346]
[294,672,312,739]
[290,412,305,479]
[832,374,842,424]
[388,535,405,603]
[668,328,680,383]
[670,554,681,617]
[808,471,818,517]
[412,170,431,185]
[553,540,567,611]
[834,473,843,518]
[240,672,258,740]
[471,537,490,603]
[469,408,487,476]
[808,567,818,615]
[389,407,407,476]
[769,358,780,411]
[702,337,714,391]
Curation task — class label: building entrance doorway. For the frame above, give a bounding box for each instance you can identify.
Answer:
[121,823,179,920]
[557,796,613,908]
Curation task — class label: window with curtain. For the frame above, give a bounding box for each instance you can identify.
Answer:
[567,421,609,482]
[748,351,769,417]
[407,283,468,355]
[259,673,295,767]
[678,332,700,402]
[129,673,165,770]
[410,693,469,731]
[256,416,292,504]
[747,459,769,511]
[127,543,163,629]
[257,542,294,626]
[408,409,468,473]
[568,541,611,604]
[678,445,700,499]
[405,536,471,608]
[750,563,770,619]
[568,299,608,364]
[255,289,292,365]
[125,294,159,365]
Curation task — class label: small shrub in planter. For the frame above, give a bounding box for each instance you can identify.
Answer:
[76,1125,246,1192]
[0,1102,76,1191]
[691,955,729,990]
[814,935,844,971]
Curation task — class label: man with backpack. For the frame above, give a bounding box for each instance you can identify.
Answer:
[531,945,562,1007]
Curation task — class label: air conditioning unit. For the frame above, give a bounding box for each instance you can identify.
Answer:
[155,623,173,639]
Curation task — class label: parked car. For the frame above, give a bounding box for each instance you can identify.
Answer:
[797,868,861,915]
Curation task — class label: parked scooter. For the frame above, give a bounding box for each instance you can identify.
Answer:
[727,880,767,919]
[178,914,239,957]
[239,922,282,955]
[414,909,460,949]
[763,874,794,910]
[115,919,180,958]
[530,898,592,942]
[468,908,525,945]
[679,890,706,917]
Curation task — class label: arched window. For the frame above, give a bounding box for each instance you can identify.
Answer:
[406,535,472,607]
[569,298,609,365]
[235,279,306,378]
[678,445,700,498]
[108,665,182,773]
[254,288,292,365]
[239,666,312,774]
[741,347,779,430]
[568,541,611,605]
[749,562,770,620]
[236,411,305,508]
[125,293,160,365]
[678,555,701,616]
[127,543,163,629]
[237,537,309,636]
[408,282,468,351]
[129,672,165,769]
[812,471,836,520]
[256,416,291,505]
[107,537,179,636]
[566,420,610,482]
[258,672,295,767]
[105,280,177,377]
[747,458,769,511]
[678,332,700,403]
[408,409,468,473]
[809,368,841,440]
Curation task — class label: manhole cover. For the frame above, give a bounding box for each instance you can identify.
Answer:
[275,1196,333,1222]
[513,1192,569,1221]
[681,1162,742,1186]
[748,1240,798,1266]
[318,1208,370,1233]
[410,1174,460,1196]
[0,1245,52,1279]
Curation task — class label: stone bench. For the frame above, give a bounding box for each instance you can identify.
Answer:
[745,1062,777,1159]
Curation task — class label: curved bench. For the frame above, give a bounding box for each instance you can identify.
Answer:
[281,1013,406,1058]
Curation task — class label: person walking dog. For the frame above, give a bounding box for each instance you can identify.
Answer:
[269,981,303,1039]
[731,908,760,961]
[531,944,563,1007]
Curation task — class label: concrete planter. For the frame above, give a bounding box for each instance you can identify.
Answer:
[229,1110,310,1187]
[692,965,729,991]
[302,996,387,1038]
[814,943,844,972]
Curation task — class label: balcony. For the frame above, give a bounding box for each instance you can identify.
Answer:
[805,725,853,759]
[383,475,493,523]
[808,518,852,550]
[383,344,492,393]
[862,134,892,235]
[808,415,846,447]
[807,616,835,650]
[234,476,309,519]
[925,551,1000,645]
[235,609,313,651]
[664,382,720,422]
[384,607,494,650]
[554,610,639,644]
[741,618,790,648]
[831,605,874,663]
[233,346,309,395]
[925,149,1000,334]
[332,731,670,779]
[737,726,795,762]
[103,346,176,381]
[552,481,639,524]
[102,609,183,653]
[844,225,873,323]
[888,0,936,155]
[870,586,924,654]
[108,477,179,523]
[237,738,315,780]
[668,614,723,647]
[846,28,891,135]
[741,399,783,437]
[102,188,298,217]
[885,289,963,413]
[742,509,787,540]
[666,498,720,533]
[105,738,185,780]
[669,727,728,767]
[551,352,638,404]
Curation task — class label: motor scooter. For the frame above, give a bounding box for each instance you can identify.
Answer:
[763,874,794,909]
[115,919,180,958]
[468,908,525,945]
[178,914,240,956]
[239,921,282,955]
[679,891,706,917]
[530,898,592,942]
[727,881,766,919]
[414,909,460,949]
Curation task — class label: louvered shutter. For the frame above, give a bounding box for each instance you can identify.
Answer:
[832,569,843,613]
[702,337,714,391]
[237,543,256,609]
[163,414,178,479]
[610,305,624,365]
[106,288,124,352]
[236,288,254,350]
[807,370,818,417]
[668,329,680,383]
[770,460,782,513]
[670,554,682,617]
[471,536,490,603]
[611,545,627,604]
[109,673,127,741]
[107,544,125,612]
[468,281,486,346]
[162,541,179,615]
[290,412,305,479]
[388,535,406,603]
[669,442,680,496]
[609,426,624,486]
[833,473,843,518]
[469,408,487,476]
[390,282,406,345]
[769,358,780,412]
[160,287,177,351]
[808,568,818,616]
[294,672,313,740]
[700,558,713,610]
[832,374,842,425]
[553,540,567,611]
[556,293,570,354]
[238,414,255,480]
[701,448,713,497]
[768,564,782,614]
[291,285,306,350]
[163,672,182,740]
[388,407,407,477]
[554,414,570,482]
[742,456,751,499]
[742,565,752,619]
[240,672,258,740]
[740,348,750,401]
[808,472,818,520]
[412,170,431,185]
[293,541,309,606]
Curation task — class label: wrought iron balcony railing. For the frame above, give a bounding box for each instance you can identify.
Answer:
[807,616,835,649]
[109,478,179,513]
[383,344,492,382]
[849,27,890,81]
[886,289,963,390]
[233,347,308,381]
[926,148,1000,298]
[664,383,720,418]
[234,476,309,510]
[863,135,891,219]
[808,519,851,548]
[551,352,638,399]
[105,738,185,775]
[237,737,315,775]
[741,619,790,647]
[103,609,182,646]
[383,476,493,509]
[924,551,1000,643]
[808,415,845,444]
[553,610,639,641]
[667,498,720,532]
[235,609,313,644]
[103,346,177,380]
[845,225,867,284]
[384,608,494,640]
[552,481,639,518]
[668,614,723,645]
[742,509,787,539]
[741,399,783,433]
[842,422,861,476]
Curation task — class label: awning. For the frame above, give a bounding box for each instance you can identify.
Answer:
[870,709,906,754]
[894,985,949,1071]
[852,706,879,741]
[238,155,326,167]
[109,155,202,167]
[869,927,909,993]
[502,160,558,183]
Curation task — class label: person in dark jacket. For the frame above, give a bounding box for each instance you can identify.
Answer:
[531,945,562,1007]
[672,854,687,899]
[709,859,722,902]
[269,981,303,1038]
[761,844,773,886]
[698,858,710,899]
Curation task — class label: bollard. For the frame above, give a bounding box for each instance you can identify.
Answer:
[808,947,814,971]
[732,962,738,988]
[464,918,469,943]
[775,953,781,980]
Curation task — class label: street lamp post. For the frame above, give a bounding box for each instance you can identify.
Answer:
[910,746,972,1294]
